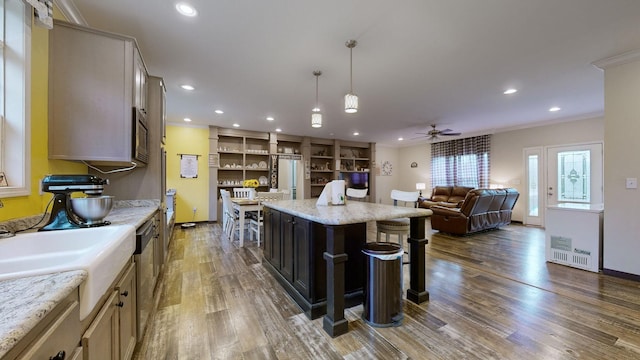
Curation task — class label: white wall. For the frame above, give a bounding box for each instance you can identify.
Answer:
[600,55,640,276]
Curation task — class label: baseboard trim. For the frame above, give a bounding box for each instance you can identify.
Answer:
[602,268,640,282]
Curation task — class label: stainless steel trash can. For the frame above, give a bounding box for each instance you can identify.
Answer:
[362,242,404,327]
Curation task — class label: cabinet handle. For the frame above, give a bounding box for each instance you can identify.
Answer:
[50,350,65,360]
[121,290,129,297]
[116,301,124,307]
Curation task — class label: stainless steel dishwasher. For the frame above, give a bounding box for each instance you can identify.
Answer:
[134,218,156,341]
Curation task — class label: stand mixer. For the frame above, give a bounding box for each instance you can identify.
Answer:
[40,174,112,231]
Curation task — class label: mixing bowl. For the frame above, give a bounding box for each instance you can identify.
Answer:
[71,195,114,224]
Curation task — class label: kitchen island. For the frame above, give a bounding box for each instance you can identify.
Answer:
[262,199,432,337]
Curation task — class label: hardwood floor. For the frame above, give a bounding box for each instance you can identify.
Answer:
[134,222,640,359]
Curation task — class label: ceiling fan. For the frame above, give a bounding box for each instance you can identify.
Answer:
[415,124,461,140]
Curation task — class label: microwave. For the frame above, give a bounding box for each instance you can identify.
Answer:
[133,107,149,164]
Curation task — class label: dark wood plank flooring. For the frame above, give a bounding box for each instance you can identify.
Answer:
[134,222,640,359]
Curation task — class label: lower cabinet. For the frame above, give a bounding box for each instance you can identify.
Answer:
[13,292,82,360]
[262,208,365,319]
[82,261,137,360]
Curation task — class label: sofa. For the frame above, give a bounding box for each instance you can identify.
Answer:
[418,186,474,209]
[430,188,519,235]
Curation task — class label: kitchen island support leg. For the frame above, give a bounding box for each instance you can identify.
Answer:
[322,225,349,337]
[407,215,429,303]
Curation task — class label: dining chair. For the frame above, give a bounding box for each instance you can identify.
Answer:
[376,189,420,245]
[233,187,255,199]
[220,189,250,242]
[220,189,236,239]
[346,188,368,201]
[249,191,285,246]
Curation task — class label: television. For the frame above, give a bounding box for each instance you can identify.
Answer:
[340,172,369,191]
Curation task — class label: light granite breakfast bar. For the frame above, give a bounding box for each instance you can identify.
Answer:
[262,199,432,337]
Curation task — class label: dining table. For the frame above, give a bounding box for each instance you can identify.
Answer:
[230,197,261,247]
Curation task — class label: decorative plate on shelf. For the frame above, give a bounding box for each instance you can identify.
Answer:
[259,161,267,168]
[259,176,268,185]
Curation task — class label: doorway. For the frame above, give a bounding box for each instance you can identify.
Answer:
[523,142,603,227]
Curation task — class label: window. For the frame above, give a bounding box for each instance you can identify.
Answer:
[431,135,491,188]
[0,0,30,198]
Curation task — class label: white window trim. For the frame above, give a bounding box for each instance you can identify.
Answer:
[0,0,31,198]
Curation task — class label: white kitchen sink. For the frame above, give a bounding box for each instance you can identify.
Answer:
[0,224,136,320]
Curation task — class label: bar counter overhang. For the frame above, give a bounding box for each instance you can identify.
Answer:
[261,199,432,337]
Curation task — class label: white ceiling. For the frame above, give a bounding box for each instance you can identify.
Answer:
[68,0,640,146]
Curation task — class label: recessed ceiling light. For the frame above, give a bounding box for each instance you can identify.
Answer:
[398,137,404,141]
[275,128,282,132]
[176,3,197,17]
[214,109,224,114]
[549,106,561,112]
[181,84,194,91]
[183,118,192,122]
[266,116,275,121]
[503,88,517,95]
[353,132,360,136]
[232,123,240,127]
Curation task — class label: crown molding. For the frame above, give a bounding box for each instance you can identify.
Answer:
[53,0,87,26]
[592,49,640,70]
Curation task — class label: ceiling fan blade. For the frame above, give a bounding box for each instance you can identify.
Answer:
[439,128,454,133]
[441,132,461,136]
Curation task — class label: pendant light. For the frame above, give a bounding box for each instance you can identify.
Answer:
[344,39,358,113]
[312,70,323,128]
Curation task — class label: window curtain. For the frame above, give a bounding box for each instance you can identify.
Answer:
[23,0,52,28]
[430,134,491,188]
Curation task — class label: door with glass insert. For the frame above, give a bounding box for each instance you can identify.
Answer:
[546,143,603,207]
[524,147,543,226]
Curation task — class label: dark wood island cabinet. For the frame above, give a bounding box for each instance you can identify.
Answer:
[261,199,432,337]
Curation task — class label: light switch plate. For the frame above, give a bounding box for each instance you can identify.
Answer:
[626,178,637,189]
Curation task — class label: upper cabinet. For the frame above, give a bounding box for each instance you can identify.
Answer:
[48,20,148,166]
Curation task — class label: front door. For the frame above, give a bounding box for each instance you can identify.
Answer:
[546,142,603,207]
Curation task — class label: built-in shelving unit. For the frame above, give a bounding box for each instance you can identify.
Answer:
[309,139,336,198]
[217,133,270,190]
[208,127,375,221]
[337,142,372,200]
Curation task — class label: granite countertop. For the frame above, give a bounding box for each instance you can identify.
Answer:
[0,271,87,358]
[0,202,159,358]
[263,199,432,225]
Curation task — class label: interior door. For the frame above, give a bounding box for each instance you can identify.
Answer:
[546,142,603,207]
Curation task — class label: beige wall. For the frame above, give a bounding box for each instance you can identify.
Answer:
[390,117,604,222]
[601,55,640,275]
[374,146,401,204]
[492,117,604,221]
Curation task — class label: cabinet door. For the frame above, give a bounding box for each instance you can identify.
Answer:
[82,291,119,360]
[116,262,137,360]
[292,216,311,298]
[16,300,80,360]
[265,209,281,268]
[49,21,136,164]
[281,213,295,282]
[134,49,148,115]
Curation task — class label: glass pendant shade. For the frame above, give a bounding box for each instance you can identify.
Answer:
[311,109,322,128]
[344,93,358,113]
